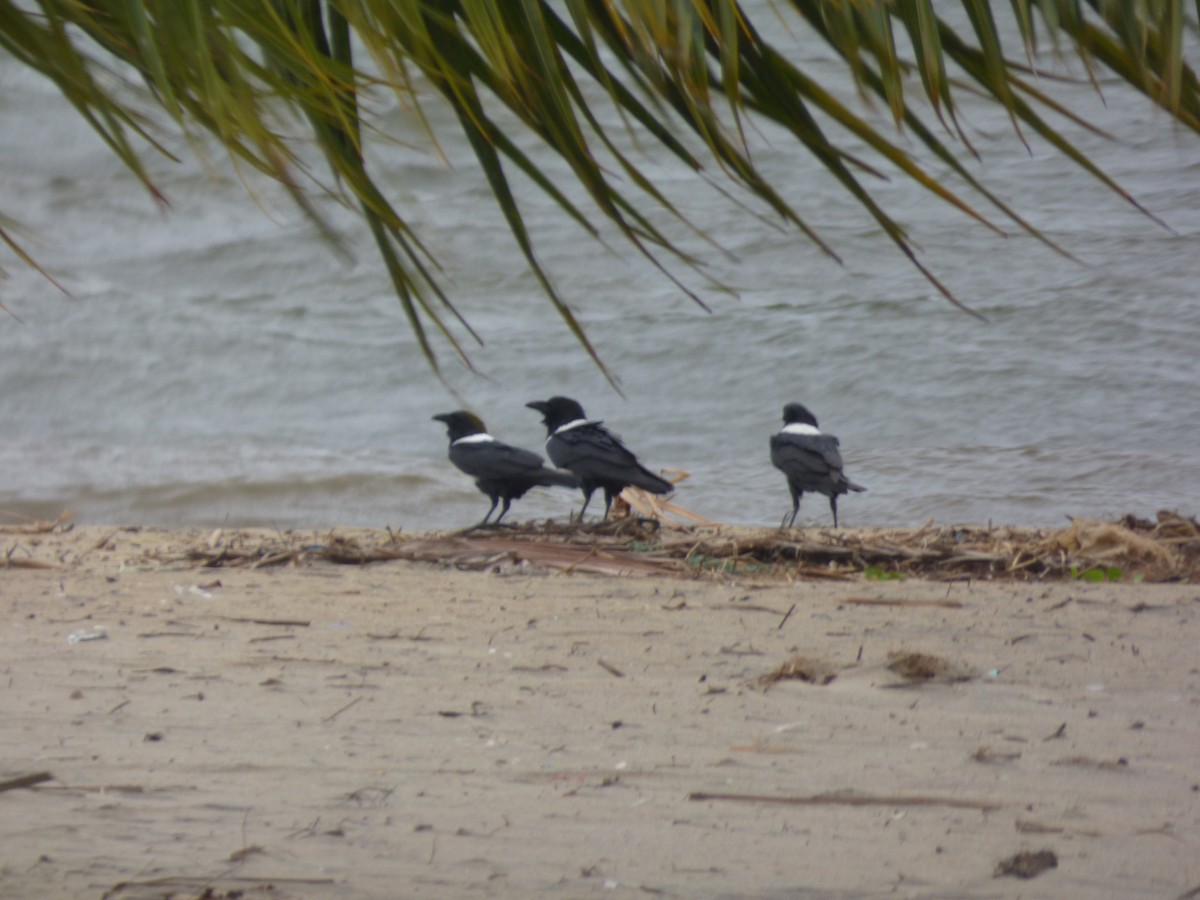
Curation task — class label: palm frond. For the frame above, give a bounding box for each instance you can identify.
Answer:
[3,0,1198,373]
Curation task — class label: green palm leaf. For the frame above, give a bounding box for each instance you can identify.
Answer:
[3,0,1198,376]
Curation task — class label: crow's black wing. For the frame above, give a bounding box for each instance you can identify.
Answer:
[548,423,671,494]
[770,432,846,494]
[450,440,548,482]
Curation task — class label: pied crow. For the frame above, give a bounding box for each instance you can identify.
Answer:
[433,410,580,526]
[770,402,865,528]
[526,396,673,520]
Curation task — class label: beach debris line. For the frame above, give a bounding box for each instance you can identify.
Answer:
[119,509,1200,582]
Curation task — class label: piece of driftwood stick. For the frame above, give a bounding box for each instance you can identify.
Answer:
[837,597,964,609]
[0,772,54,793]
[40,784,144,794]
[1016,818,1104,837]
[89,529,120,553]
[723,603,783,615]
[102,875,336,899]
[225,616,311,627]
[794,566,855,580]
[597,659,625,678]
[688,791,1003,812]
[250,550,304,568]
[0,510,72,534]
[324,696,362,722]
[137,631,202,639]
[0,556,59,570]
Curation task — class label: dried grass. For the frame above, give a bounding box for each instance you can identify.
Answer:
[143,509,1200,582]
[885,651,974,684]
[995,849,1058,879]
[11,508,1198,583]
[757,654,841,687]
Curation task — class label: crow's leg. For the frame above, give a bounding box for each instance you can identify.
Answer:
[781,487,802,529]
[479,496,499,527]
[601,487,617,520]
[494,497,513,524]
[575,487,595,522]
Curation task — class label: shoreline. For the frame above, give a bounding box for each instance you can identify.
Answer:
[2,525,1198,897]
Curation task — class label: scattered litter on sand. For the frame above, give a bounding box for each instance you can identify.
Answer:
[756,654,841,687]
[995,849,1059,879]
[885,651,975,685]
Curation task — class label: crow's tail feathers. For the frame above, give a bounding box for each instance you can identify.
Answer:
[634,468,674,496]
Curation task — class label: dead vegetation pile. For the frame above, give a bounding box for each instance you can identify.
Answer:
[4,509,1197,582]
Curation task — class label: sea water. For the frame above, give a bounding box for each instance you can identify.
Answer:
[2,17,1198,531]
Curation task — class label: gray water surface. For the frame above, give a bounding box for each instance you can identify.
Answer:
[2,27,1198,531]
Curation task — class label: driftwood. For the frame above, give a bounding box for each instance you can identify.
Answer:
[838,596,963,609]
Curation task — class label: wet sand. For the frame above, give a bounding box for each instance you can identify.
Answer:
[2,526,1198,898]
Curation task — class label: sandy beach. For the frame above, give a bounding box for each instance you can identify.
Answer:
[2,523,1198,899]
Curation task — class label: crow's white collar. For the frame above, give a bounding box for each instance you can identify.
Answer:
[781,423,822,436]
[551,418,598,436]
[452,433,495,445]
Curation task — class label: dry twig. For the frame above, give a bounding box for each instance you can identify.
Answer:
[689,791,1004,811]
[0,772,53,793]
